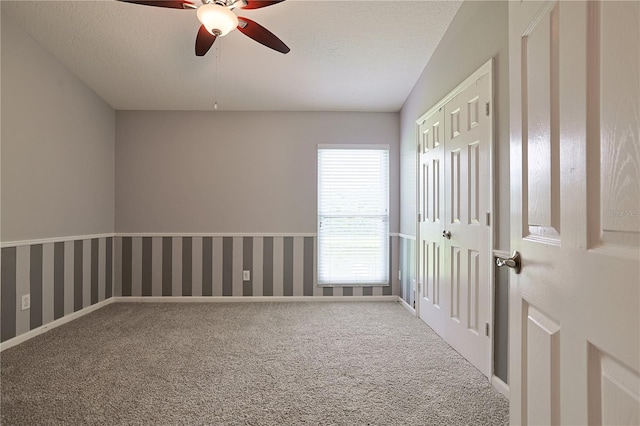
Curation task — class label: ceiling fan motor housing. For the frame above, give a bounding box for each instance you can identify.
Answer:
[197,3,238,36]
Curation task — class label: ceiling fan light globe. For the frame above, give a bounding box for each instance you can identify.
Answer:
[197,4,238,37]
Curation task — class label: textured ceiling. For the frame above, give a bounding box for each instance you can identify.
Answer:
[1,0,461,111]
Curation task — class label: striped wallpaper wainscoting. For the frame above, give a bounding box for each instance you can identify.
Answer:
[114,235,400,299]
[398,235,416,308]
[1,234,402,346]
[1,236,113,343]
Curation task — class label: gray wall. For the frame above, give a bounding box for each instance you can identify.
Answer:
[1,12,115,344]
[115,111,399,234]
[1,13,115,242]
[398,1,510,383]
[114,111,401,302]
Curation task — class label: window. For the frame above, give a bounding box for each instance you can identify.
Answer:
[317,145,389,285]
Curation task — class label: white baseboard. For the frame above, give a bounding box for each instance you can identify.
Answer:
[491,375,509,399]
[399,298,416,315]
[0,298,115,352]
[113,295,400,303]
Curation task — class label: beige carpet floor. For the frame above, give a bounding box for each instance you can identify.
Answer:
[1,302,508,425]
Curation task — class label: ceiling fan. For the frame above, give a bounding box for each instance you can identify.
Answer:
[117,0,290,56]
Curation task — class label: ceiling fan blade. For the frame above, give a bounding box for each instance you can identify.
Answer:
[117,0,196,10]
[195,25,217,56]
[241,1,285,10]
[237,17,290,54]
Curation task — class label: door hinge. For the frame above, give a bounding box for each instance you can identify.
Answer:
[485,102,490,116]
[486,212,491,226]
[418,213,422,222]
[485,322,490,337]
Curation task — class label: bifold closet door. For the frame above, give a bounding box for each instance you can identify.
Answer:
[417,63,493,379]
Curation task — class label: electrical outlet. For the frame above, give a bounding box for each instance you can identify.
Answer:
[242,270,251,281]
[21,294,30,311]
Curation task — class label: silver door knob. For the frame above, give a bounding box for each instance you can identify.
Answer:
[496,251,521,274]
[442,230,452,239]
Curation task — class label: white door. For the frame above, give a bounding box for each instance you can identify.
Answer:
[508,1,640,424]
[417,62,493,378]
[418,107,445,337]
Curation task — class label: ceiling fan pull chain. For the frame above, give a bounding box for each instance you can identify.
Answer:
[214,42,220,110]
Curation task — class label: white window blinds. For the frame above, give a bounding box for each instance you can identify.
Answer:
[317,146,389,285]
